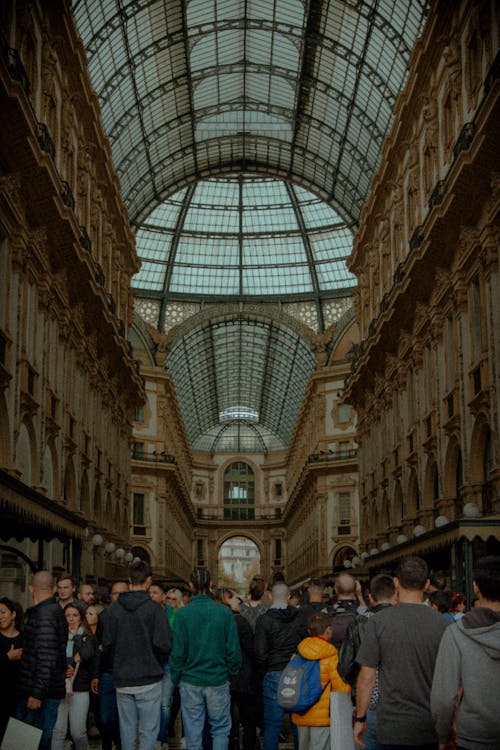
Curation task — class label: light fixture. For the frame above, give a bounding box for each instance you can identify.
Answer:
[352,556,361,566]
[344,559,352,568]
[380,542,390,551]
[115,548,125,559]
[413,524,426,537]
[396,534,408,545]
[124,552,133,563]
[133,556,141,564]
[370,548,379,556]
[435,515,449,528]
[360,551,369,560]
[92,534,103,547]
[105,542,116,555]
[463,503,481,518]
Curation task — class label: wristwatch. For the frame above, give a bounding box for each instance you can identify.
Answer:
[353,715,367,723]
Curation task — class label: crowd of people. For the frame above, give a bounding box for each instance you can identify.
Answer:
[0,555,499,750]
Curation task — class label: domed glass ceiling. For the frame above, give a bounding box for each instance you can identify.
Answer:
[72,0,429,453]
[133,174,355,318]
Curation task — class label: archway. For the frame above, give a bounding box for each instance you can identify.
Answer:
[217,536,260,592]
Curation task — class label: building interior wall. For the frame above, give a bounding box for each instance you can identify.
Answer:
[0,0,498,602]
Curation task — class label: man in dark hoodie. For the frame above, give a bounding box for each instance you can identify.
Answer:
[102,560,172,750]
[255,582,304,750]
[431,555,500,750]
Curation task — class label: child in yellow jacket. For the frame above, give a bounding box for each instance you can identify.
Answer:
[292,612,350,750]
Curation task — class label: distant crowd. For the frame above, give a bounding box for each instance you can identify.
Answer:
[0,555,499,750]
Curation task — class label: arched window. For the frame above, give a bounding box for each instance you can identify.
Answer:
[223,462,255,521]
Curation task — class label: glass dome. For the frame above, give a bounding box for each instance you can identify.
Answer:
[133,175,355,310]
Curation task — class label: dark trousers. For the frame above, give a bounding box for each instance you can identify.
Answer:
[99,672,121,750]
[16,696,60,750]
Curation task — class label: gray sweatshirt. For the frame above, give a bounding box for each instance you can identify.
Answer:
[430,607,500,750]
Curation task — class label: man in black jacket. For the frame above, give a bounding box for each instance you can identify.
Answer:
[16,570,67,750]
[102,560,172,750]
[255,582,304,750]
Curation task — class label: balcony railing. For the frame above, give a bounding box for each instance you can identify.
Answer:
[132,450,176,464]
[308,448,357,464]
[196,509,282,521]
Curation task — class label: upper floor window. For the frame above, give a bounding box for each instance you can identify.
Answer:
[224,462,255,521]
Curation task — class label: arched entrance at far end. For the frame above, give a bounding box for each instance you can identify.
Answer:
[218,536,260,593]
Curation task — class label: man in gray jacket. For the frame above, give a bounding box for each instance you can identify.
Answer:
[431,556,500,750]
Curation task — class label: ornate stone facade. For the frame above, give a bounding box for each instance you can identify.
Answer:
[0,1,144,599]
[344,0,499,586]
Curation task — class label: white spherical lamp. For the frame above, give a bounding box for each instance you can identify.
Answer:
[105,542,116,554]
[352,556,361,566]
[124,552,133,563]
[463,503,481,518]
[380,542,390,551]
[396,534,408,545]
[360,551,369,561]
[413,524,426,537]
[344,559,352,568]
[92,533,103,547]
[435,515,449,528]
[115,547,125,559]
[370,548,379,556]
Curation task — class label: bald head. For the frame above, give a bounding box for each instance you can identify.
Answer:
[335,573,356,596]
[271,583,290,605]
[30,571,55,603]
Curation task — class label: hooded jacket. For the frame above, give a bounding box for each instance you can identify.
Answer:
[291,636,350,727]
[255,606,304,673]
[431,606,500,750]
[102,590,172,688]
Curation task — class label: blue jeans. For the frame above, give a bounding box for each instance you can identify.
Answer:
[180,681,232,750]
[116,681,161,750]
[262,671,298,750]
[16,696,60,750]
[158,663,175,742]
[364,707,381,750]
[99,672,121,750]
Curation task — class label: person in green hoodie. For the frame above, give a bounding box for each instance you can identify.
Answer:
[169,567,241,750]
[431,556,500,750]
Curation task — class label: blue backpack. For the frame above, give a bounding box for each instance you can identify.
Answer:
[277,653,324,713]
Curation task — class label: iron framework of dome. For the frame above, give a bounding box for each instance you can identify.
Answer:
[72,0,429,453]
[133,174,356,332]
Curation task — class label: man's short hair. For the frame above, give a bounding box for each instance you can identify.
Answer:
[429,590,452,613]
[370,574,396,602]
[150,581,165,593]
[271,582,289,603]
[308,578,325,594]
[429,570,447,591]
[335,573,356,595]
[190,567,211,593]
[395,556,429,590]
[129,559,152,585]
[57,571,75,586]
[307,612,332,637]
[474,556,500,602]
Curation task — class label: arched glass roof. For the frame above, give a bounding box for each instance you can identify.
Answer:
[133,174,355,329]
[72,0,428,226]
[166,315,316,450]
[71,0,429,454]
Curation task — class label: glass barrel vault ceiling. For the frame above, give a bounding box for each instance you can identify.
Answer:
[72,0,428,225]
[133,175,356,308]
[71,0,429,453]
